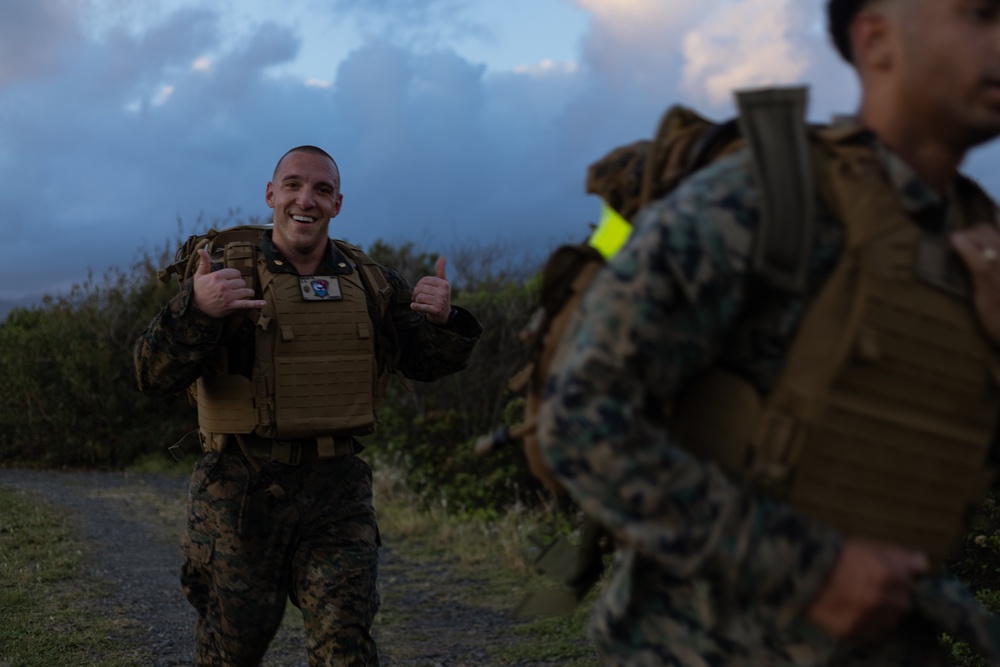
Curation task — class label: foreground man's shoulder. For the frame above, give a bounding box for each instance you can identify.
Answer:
[614,149,760,302]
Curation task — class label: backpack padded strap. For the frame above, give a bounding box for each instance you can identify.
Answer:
[737,87,815,295]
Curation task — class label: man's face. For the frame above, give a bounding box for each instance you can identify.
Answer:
[265,151,343,260]
[891,0,1000,147]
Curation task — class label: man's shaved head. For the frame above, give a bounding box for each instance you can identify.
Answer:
[273,146,340,188]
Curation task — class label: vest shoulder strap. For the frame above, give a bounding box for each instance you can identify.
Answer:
[332,240,394,317]
[332,239,404,376]
[159,225,271,284]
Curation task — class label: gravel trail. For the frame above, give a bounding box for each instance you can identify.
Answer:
[0,469,591,666]
[0,469,200,666]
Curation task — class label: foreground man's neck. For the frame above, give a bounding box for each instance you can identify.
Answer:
[859,107,964,195]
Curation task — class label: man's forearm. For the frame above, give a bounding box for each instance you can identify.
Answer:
[134,286,223,396]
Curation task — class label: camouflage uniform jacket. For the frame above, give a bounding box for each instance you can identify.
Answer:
[135,229,483,399]
[538,122,1000,666]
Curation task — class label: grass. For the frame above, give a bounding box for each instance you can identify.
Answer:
[0,453,599,665]
[0,489,149,667]
[372,457,602,666]
[126,450,199,477]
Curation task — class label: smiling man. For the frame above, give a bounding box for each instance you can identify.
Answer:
[134,145,482,666]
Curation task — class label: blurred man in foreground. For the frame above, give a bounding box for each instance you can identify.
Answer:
[539,1,1000,664]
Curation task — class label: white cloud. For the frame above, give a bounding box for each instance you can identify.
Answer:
[512,59,578,76]
[153,84,175,105]
[192,56,212,71]
[681,0,814,105]
[572,0,702,90]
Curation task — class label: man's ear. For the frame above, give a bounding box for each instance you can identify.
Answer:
[851,9,895,70]
[265,181,275,208]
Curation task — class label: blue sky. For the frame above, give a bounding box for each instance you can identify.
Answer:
[3,0,1000,306]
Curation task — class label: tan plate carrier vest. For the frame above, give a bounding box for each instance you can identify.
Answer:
[670,127,1000,569]
[178,228,394,449]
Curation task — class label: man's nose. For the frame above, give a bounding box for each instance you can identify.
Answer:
[296,188,315,208]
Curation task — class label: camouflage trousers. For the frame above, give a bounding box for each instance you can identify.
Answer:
[181,450,381,667]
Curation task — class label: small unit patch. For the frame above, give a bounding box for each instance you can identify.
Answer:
[299,276,343,301]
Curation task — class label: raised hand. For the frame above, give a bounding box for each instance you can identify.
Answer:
[191,248,267,318]
[411,256,452,325]
[806,539,928,643]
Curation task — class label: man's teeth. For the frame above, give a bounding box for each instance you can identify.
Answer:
[292,216,315,223]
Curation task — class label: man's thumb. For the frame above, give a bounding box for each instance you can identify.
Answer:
[435,256,447,281]
[195,248,213,276]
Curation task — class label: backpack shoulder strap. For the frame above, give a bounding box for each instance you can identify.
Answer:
[332,239,403,377]
[736,87,815,295]
[158,225,271,284]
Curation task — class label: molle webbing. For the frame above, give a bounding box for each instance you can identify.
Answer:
[672,136,1000,568]
[193,230,390,444]
[257,268,377,438]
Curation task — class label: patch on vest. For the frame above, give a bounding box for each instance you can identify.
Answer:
[299,276,344,301]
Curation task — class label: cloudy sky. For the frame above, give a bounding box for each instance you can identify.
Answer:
[3,0,1000,306]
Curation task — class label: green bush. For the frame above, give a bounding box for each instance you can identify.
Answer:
[0,215,234,467]
[0,227,552,516]
[363,239,550,514]
[0,257,192,467]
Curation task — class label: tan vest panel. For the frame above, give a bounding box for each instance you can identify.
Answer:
[671,137,1000,568]
[196,252,382,441]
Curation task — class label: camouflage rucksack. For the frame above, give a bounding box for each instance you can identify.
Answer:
[476,87,818,615]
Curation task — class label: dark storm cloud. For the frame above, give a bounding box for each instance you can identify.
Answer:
[0,6,310,299]
[0,2,605,302]
[2,0,731,303]
[8,0,1000,307]
[0,0,80,85]
[313,39,591,254]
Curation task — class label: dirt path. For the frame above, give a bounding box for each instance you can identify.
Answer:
[0,469,593,666]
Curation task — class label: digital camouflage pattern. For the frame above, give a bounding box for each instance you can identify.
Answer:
[538,122,1000,666]
[182,451,380,666]
[135,229,483,667]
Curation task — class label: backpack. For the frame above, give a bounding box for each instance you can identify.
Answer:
[475,87,818,616]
